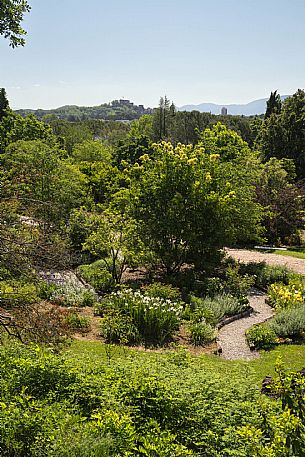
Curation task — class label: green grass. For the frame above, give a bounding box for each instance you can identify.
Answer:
[272,249,305,260]
[255,246,305,260]
[66,340,305,386]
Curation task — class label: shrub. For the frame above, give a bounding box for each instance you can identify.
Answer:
[239,262,291,289]
[50,283,97,307]
[188,320,216,346]
[100,310,139,344]
[267,279,305,310]
[270,305,305,339]
[190,294,248,325]
[97,289,183,345]
[65,313,90,331]
[0,280,38,307]
[78,260,116,294]
[224,264,255,299]
[37,281,61,300]
[246,324,277,349]
[142,282,182,302]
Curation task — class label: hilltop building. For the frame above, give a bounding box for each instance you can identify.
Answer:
[221,107,228,115]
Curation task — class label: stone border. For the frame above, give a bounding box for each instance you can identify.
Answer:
[216,306,253,330]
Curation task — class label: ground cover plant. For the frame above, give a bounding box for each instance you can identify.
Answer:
[1,338,305,456]
[247,273,305,350]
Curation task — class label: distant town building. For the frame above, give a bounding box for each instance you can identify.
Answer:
[221,107,228,115]
[119,99,133,106]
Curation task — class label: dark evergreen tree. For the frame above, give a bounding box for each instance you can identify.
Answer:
[0,88,9,121]
[265,90,282,119]
[260,89,305,179]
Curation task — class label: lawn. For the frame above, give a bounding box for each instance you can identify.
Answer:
[67,339,305,386]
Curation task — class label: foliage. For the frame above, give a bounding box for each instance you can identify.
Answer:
[129,129,262,273]
[114,134,153,166]
[80,208,148,283]
[71,140,112,163]
[189,294,248,325]
[246,324,278,349]
[0,0,30,47]
[100,309,139,344]
[50,283,97,307]
[96,289,183,345]
[0,88,9,121]
[265,90,282,119]
[78,260,116,293]
[0,111,55,153]
[142,282,182,302]
[3,338,305,456]
[259,89,305,179]
[267,278,305,310]
[188,320,216,346]
[239,261,291,290]
[223,263,254,300]
[270,305,305,339]
[255,157,305,244]
[64,312,90,331]
[2,140,89,223]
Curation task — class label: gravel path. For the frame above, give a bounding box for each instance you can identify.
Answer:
[218,289,273,360]
[218,248,305,360]
[226,248,305,275]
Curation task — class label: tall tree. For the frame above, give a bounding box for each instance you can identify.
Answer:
[260,89,305,179]
[0,88,9,121]
[0,0,31,47]
[265,90,282,119]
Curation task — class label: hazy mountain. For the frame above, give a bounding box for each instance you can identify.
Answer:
[179,96,289,116]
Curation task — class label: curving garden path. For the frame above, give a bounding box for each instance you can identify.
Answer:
[218,289,272,360]
[218,248,305,360]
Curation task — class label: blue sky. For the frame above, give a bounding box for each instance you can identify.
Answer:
[1,0,305,109]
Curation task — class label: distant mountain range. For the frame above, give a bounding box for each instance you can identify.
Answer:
[178,96,289,116]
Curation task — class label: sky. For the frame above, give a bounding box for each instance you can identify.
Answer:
[1,0,305,109]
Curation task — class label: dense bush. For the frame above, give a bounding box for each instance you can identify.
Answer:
[190,294,248,325]
[270,305,305,339]
[246,324,277,349]
[188,320,216,346]
[50,283,97,307]
[100,310,139,344]
[96,289,183,345]
[78,260,116,293]
[64,312,91,331]
[239,261,291,289]
[267,278,305,309]
[142,282,182,302]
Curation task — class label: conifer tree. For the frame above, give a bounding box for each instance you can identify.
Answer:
[0,88,9,120]
[265,90,282,119]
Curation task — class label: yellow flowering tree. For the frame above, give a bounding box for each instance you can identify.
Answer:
[129,133,262,274]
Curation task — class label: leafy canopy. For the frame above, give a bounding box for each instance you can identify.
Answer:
[0,0,31,47]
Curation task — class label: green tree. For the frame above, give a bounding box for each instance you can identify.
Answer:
[152,96,173,141]
[0,111,56,153]
[256,158,305,244]
[265,90,282,119]
[2,140,89,223]
[71,140,112,163]
[129,130,262,274]
[0,88,9,121]
[259,89,305,179]
[0,0,31,47]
